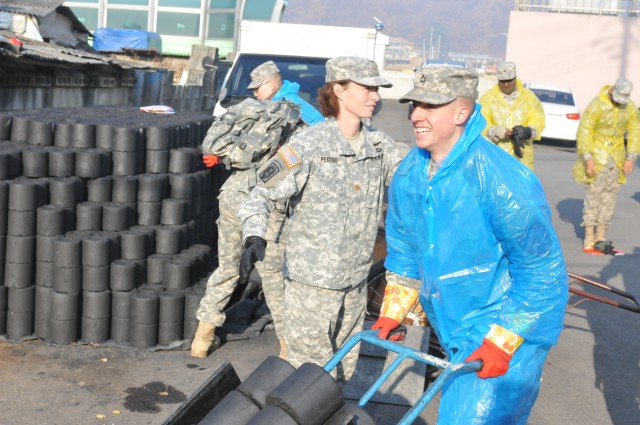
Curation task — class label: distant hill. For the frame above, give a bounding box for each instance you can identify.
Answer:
[281,0,513,60]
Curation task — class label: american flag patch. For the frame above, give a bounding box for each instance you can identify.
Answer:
[279,146,301,168]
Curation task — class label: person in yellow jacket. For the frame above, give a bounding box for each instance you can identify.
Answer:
[572,78,640,252]
[479,61,545,170]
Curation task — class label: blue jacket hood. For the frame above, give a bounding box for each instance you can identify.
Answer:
[274,80,325,126]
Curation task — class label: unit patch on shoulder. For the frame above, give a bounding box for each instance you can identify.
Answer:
[257,145,302,188]
[279,146,301,168]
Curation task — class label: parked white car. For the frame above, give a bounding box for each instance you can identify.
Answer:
[526,83,581,145]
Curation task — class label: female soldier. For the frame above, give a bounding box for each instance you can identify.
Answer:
[237,56,403,383]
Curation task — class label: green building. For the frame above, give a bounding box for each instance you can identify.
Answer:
[65,0,287,56]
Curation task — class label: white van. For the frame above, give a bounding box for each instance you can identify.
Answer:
[213,53,329,117]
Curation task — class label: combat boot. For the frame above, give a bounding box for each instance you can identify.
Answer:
[595,225,607,243]
[278,338,288,360]
[583,226,595,250]
[190,321,219,359]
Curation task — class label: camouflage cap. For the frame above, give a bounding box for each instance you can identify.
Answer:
[612,77,632,104]
[325,56,392,88]
[496,61,516,81]
[399,66,479,105]
[247,60,280,89]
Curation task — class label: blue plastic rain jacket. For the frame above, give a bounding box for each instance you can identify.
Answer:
[274,80,325,126]
[385,105,568,424]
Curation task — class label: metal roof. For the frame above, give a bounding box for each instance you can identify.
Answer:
[0,0,64,17]
[0,30,154,70]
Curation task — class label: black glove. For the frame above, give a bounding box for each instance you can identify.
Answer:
[509,126,532,158]
[239,236,267,286]
[512,125,533,141]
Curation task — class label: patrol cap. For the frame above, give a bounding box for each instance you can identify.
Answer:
[325,56,392,88]
[496,61,517,81]
[247,60,280,89]
[399,66,479,105]
[612,77,632,104]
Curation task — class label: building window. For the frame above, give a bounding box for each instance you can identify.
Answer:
[211,0,236,8]
[107,0,149,5]
[242,0,277,20]
[208,13,234,38]
[71,7,99,30]
[159,0,202,7]
[157,12,200,37]
[106,9,148,30]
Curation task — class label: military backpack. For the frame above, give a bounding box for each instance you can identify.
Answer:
[200,98,302,171]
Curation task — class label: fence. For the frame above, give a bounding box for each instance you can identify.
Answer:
[515,0,640,15]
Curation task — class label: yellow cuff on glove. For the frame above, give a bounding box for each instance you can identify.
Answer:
[379,281,419,324]
[485,324,524,357]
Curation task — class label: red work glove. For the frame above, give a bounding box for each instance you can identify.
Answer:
[202,154,219,168]
[465,340,512,379]
[371,316,405,341]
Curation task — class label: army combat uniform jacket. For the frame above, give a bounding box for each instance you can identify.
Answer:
[238,118,403,290]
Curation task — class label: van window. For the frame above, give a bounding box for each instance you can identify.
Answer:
[218,53,328,111]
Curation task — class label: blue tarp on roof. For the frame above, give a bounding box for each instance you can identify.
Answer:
[93,28,162,52]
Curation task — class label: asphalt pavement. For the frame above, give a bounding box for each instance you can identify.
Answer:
[0,100,638,425]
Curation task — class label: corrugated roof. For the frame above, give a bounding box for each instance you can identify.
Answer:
[0,30,154,69]
[0,0,64,17]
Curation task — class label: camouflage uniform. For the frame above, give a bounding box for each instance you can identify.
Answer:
[196,98,319,340]
[581,156,621,227]
[239,118,402,381]
[195,168,288,331]
[572,81,640,232]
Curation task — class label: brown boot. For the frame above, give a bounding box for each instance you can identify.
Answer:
[190,321,219,359]
[595,225,607,243]
[278,338,287,360]
[583,226,595,250]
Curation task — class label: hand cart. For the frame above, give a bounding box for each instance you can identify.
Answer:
[323,329,481,425]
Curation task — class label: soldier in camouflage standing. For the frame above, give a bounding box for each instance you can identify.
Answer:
[249,60,324,125]
[192,62,324,359]
[237,56,403,384]
[246,61,324,359]
[478,61,545,170]
[572,78,640,253]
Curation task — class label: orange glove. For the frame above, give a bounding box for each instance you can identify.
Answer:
[202,155,219,168]
[465,340,512,379]
[371,316,405,341]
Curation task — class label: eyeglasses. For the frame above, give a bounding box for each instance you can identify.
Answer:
[498,78,516,84]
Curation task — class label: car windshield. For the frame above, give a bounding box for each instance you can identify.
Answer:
[422,59,466,67]
[531,88,575,106]
[220,53,328,109]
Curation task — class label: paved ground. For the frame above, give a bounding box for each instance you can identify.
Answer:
[1,100,639,425]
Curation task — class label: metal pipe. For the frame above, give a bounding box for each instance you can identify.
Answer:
[568,287,640,314]
[568,272,640,308]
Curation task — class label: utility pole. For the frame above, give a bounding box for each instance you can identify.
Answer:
[428,25,434,59]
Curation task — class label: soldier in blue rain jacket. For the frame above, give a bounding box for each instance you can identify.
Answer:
[372,66,568,424]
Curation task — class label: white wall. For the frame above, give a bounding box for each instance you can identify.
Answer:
[506,11,640,111]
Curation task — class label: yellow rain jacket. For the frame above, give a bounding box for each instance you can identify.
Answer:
[572,85,640,184]
[479,80,545,170]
